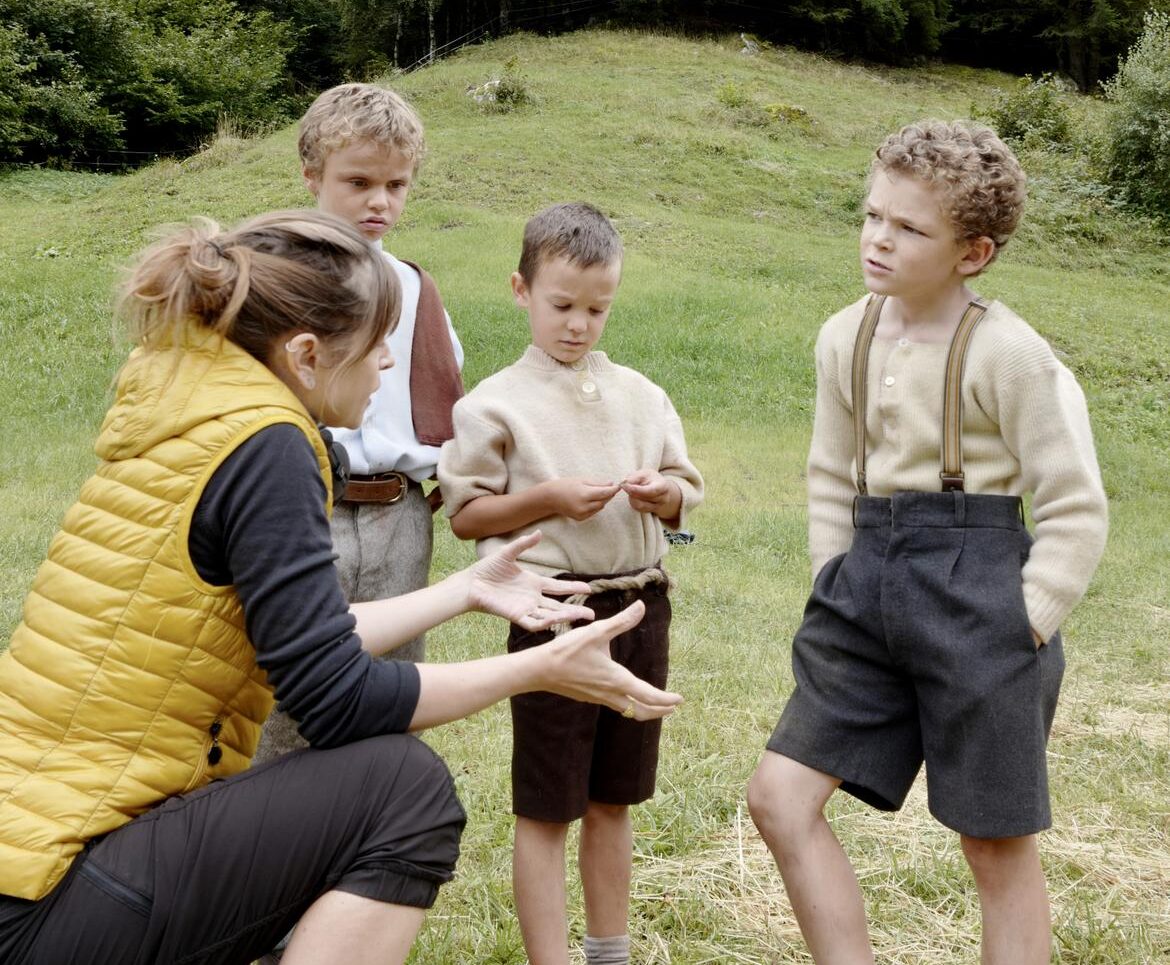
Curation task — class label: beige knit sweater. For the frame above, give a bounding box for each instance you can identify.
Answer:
[438,346,703,577]
[808,296,1108,642]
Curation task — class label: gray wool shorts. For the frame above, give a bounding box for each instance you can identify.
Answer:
[767,491,1065,839]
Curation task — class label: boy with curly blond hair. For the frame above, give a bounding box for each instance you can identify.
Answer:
[748,120,1108,964]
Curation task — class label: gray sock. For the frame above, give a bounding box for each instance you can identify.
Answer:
[584,933,630,965]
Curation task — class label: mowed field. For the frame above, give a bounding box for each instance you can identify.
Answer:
[0,28,1166,963]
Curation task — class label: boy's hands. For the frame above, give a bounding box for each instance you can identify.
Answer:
[621,470,683,522]
[545,477,621,521]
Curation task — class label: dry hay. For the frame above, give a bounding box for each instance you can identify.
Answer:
[626,771,1169,964]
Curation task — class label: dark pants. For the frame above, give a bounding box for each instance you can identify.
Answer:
[508,574,671,823]
[768,492,1065,839]
[0,734,466,965]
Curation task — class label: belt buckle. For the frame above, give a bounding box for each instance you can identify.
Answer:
[382,470,408,504]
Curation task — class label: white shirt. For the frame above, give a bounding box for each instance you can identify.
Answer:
[330,249,464,481]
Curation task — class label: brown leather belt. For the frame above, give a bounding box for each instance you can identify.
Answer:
[342,471,411,504]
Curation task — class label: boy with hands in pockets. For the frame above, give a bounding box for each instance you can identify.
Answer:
[439,202,703,965]
[748,120,1108,964]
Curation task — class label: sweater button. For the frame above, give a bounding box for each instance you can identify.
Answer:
[582,381,597,394]
[884,376,895,387]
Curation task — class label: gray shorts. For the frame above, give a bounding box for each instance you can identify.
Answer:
[767,491,1065,839]
[0,735,465,965]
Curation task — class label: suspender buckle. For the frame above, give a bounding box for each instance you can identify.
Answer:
[939,471,965,492]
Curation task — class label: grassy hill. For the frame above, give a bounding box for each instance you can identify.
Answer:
[1,29,1167,963]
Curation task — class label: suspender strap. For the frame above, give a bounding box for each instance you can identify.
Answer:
[849,295,989,496]
[850,295,885,495]
[939,299,989,492]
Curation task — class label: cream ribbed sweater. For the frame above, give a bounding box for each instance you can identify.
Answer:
[808,296,1108,642]
[438,346,703,577]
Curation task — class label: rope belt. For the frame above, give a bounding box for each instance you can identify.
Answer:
[552,565,674,636]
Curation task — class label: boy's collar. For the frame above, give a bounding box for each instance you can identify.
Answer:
[522,344,611,372]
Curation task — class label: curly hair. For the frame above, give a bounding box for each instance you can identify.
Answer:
[298,82,425,179]
[873,119,1026,266]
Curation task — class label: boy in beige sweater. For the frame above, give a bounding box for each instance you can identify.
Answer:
[748,120,1108,964]
[438,202,703,965]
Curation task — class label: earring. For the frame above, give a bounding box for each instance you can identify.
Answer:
[304,375,316,389]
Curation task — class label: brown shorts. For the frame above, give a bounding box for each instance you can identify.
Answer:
[507,572,671,823]
[0,734,466,965]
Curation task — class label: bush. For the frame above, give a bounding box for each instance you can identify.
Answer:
[0,0,294,167]
[983,73,1072,149]
[1102,11,1170,218]
[467,56,531,113]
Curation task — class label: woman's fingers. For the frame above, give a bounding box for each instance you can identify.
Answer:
[515,600,594,631]
[615,693,683,721]
[539,576,592,597]
[544,602,683,719]
[498,529,543,560]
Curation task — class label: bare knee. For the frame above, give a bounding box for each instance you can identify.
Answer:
[960,834,1040,889]
[516,815,571,846]
[747,752,833,854]
[583,801,628,830]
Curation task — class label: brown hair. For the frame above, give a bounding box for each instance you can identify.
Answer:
[517,202,623,283]
[872,119,1027,267]
[298,82,425,179]
[118,209,398,369]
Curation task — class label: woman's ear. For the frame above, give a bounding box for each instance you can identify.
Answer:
[281,332,322,390]
[957,235,996,277]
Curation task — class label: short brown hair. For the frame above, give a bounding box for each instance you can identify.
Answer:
[873,119,1026,266]
[517,202,623,283]
[298,83,425,179]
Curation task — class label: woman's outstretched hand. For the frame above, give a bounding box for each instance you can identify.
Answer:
[465,530,595,631]
[540,600,683,721]
[408,589,682,732]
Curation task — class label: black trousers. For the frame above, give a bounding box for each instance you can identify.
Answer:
[0,734,466,965]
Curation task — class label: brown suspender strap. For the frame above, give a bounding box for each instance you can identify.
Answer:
[850,295,885,495]
[850,295,989,496]
[939,298,989,492]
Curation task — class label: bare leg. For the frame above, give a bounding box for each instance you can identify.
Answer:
[281,890,424,965]
[747,751,875,965]
[579,801,633,939]
[514,815,572,965]
[961,833,1051,965]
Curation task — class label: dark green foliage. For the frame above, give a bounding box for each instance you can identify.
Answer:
[1102,11,1170,218]
[945,0,1155,91]
[0,0,294,166]
[4,0,1168,167]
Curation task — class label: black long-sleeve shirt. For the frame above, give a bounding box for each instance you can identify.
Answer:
[189,422,420,745]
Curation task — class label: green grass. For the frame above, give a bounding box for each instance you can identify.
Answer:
[2,28,1168,964]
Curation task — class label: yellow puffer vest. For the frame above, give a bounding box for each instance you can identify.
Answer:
[0,326,332,900]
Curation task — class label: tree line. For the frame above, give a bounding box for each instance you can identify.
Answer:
[0,0,1165,169]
